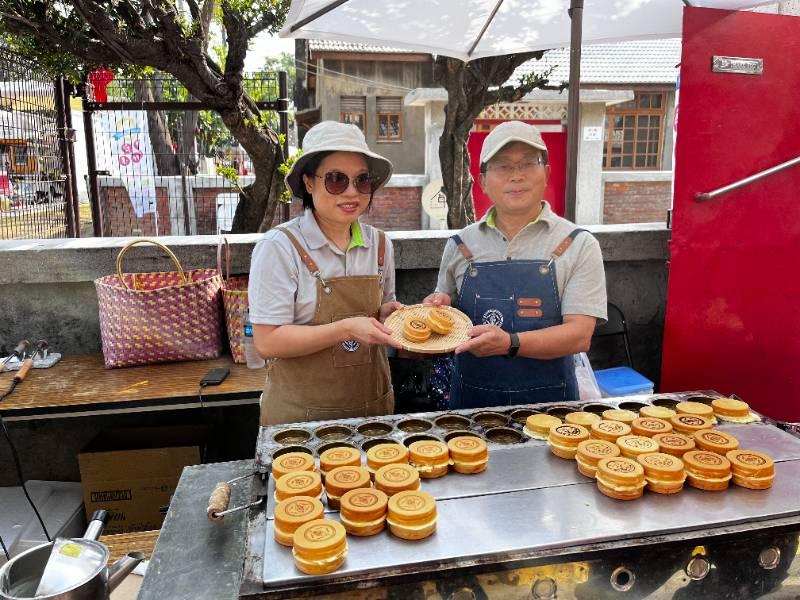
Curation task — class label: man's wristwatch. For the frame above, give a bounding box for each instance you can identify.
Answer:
[506,332,520,358]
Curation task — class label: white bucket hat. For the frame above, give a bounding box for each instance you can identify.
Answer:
[480,121,548,168]
[285,121,393,199]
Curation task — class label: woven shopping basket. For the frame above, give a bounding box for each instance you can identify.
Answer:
[217,237,250,364]
[94,239,223,368]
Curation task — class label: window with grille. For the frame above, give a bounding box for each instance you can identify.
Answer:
[603,92,666,169]
[340,96,366,131]
[376,96,402,141]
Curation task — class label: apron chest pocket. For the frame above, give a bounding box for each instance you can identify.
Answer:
[331,312,373,368]
[473,297,514,332]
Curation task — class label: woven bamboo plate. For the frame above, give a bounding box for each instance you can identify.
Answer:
[384,304,472,354]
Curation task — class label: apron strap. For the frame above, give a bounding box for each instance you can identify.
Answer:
[551,228,587,260]
[276,227,323,278]
[377,230,386,269]
[451,234,475,261]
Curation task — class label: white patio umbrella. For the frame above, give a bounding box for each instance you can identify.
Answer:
[280,0,775,219]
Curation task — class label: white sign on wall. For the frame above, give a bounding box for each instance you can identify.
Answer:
[583,126,603,142]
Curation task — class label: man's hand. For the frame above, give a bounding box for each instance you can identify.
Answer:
[379,301,404,323]
[422,291,451,306]
[455,325,511,357]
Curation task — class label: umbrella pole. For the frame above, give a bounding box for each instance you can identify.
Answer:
[565,0,584,222]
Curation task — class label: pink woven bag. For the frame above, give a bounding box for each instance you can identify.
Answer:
[94,239,223,368]
[217,237,249,364]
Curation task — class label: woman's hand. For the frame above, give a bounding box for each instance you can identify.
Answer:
[379,301,404,323]
[341,316,403,350]
[422,291,451,306]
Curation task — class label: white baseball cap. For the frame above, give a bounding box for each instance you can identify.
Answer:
[480,121,548,168]
[285,121,393,198]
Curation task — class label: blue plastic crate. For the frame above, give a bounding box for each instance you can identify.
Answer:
[594,366,654,397]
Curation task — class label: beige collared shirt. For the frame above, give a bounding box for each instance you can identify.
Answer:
[435,202,607,321]
[248,210,395,326]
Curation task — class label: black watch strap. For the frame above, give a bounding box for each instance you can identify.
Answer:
[506,332,520,358]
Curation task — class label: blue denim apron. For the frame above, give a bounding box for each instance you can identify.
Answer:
[449,229,585,409]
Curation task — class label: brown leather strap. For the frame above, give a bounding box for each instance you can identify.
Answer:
[277,228,320,275]
[377,230,386,269]
[451,234,474,261]
[551,228,587,258]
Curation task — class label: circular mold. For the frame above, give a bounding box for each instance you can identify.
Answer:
[356,421,394,437]
[396,418,434,433]
[360,437,398,452]
[472,412,508,428]
[272,428,312,445]
[443,430,483,443]
[402,433,441,447]
[485,427,525,444]
[434,414,472,430]
[316,441,359,457]
[313,424,353,441]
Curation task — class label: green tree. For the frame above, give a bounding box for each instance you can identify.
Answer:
[263,51,295,102]
[0,0,291,232]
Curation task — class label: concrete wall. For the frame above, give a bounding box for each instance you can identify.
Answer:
[318,58,433,174]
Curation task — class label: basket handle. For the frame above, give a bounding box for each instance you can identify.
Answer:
[116,239,189,291]
[216,236,231,282]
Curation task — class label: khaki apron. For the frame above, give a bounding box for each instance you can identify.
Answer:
[260,228,394,425]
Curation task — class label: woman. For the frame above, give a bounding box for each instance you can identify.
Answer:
[249,121,403,425]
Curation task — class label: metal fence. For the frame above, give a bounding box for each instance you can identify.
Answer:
[83,72,289,237]
[0,48,78,239]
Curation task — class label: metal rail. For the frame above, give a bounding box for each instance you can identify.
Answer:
[695,155,800,201]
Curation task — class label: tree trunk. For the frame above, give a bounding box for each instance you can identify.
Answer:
[133,79,181,176]
[439,128,475,228]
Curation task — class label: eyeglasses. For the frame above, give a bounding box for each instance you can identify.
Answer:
[486,156,545,177]
[315,171,377,195]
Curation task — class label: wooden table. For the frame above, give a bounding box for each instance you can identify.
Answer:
[0,354,265,421]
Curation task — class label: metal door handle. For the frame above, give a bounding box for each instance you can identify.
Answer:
[695,155,800,201]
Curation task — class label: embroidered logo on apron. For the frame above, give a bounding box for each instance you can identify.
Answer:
[341,339,361,353]
[481,309,504,327]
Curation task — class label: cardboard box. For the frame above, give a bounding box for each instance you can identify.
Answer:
[78,426,205,534]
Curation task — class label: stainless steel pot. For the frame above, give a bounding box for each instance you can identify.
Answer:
[0,511,144,600]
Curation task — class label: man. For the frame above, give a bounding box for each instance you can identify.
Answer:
[425,121,607,408]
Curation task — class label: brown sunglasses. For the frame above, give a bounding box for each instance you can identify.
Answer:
[315,171,378,195]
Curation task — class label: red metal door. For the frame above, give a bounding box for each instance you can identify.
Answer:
[661,7,800,421]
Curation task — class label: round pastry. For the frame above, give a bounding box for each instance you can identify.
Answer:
[670,414,714,437]
[275,470,323,503]
[602,409,638,424]
[403,317,431,343]
[447,436,489,474]
[683,450,732,491]
[274,496,325,546]
[339,488,389,536]
[292,519,347,575]
[712,398,755,422]
[366,443,409,476]
[548,424,591,459]
[374,463,421,496]
[595,457,647,501]
[590,419,632,443]
[565,411,602,427]
[631,417,673,437]
[639,405,677,420]
[616,435,659,460]
[694,430,739,455]
[726,449,775,490]
[319,446,361,479]
[652,432,696,458]
[272,452,316,480]
[575,439,621,478]
[524,414,562,440]
[408,440,450,478]
[324,466,371,510]
[637,453,686,495]
[676,401,716,421]
[425,307,455,335]
[387,490,437,540]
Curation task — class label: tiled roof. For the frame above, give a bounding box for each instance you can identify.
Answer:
[309,38,681,85]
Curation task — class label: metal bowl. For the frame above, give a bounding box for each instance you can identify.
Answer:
[618,401,648,411]
[546,405,574,419]
[313,424,354,441]
[272,428,312,446]
[360,437,398,452]
[316,441,359,457]
[581,403,614,415]
[509,409,538,424]
[402,433,441,447]
[356,421,394,437]
[485,427,525,444]
[651,397,679,409]
[472,412,508,428]
[396,418,434,433]
[443,430,483,443]
[434,414,472,430]
[271,445,313,461]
